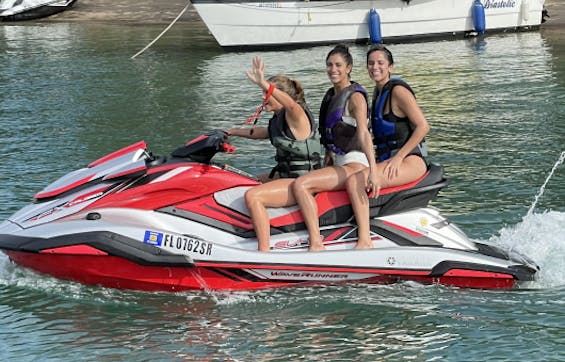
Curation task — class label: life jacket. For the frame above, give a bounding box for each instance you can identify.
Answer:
[268,108,322,179]
[318,82,369,155]
[371,78,428,162]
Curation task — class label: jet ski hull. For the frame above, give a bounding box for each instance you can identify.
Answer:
[2,248,526,291]
[0,216,536,291]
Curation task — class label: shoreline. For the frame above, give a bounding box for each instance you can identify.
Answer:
[542,0,565,28]
[40,0,564,28]
[43,0,205,26]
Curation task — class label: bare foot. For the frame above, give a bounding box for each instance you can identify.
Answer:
[258,244,270,252]
[354,240,373,250]
[308,235,325,252]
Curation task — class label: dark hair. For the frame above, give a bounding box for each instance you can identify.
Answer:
[326,44,353,67]
[268,74,306,108]
[366,44,394,65]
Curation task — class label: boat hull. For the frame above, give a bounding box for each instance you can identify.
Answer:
[190,0,546,47]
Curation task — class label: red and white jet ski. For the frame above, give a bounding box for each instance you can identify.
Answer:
[0,130,538,291]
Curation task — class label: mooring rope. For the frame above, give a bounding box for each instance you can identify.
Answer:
[131,1,191,59]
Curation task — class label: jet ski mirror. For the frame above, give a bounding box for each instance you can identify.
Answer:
[171,129,235,164]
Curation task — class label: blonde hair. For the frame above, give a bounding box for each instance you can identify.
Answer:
[268,75,306,108]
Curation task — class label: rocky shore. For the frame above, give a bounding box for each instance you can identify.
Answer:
[542,0,565,27]
[43,0,563,27]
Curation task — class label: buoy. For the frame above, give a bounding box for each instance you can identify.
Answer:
[521,0,530,22]
[472,0,486,34]
[369,9,382,44]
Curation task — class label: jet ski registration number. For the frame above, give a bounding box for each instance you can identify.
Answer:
[143,230,212,255]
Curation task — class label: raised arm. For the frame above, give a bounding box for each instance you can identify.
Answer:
[246,56,310,138]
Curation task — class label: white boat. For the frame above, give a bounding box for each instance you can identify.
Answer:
[0,0,77,21]
[191,0,546,47]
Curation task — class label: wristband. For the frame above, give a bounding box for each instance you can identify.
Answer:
[265,83,275,102]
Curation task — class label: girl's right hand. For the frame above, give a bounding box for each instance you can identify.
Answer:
[366,168,380,198]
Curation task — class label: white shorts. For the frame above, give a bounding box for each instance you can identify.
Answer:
[333,151,369,167]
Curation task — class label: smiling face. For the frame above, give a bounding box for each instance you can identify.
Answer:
[367,49,394,87]
[326,53,352,87]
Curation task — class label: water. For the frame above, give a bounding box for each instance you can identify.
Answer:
[1,21,564,361]
[527,151,565,216]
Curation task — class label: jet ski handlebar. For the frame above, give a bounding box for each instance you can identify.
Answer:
[171,130,236,164]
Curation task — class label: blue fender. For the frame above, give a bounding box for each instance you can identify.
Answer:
[472,0,486,34]
[369,8,382,44]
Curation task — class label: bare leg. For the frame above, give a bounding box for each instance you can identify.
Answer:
[380,156,428,187]
[346,168,375,249]
[346,155,427,250]
[292,164,365,251]
[292,171,326,251]
[245,179,296,252]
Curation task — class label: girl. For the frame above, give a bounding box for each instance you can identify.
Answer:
[346,45,430,249]
[228,56,321,251]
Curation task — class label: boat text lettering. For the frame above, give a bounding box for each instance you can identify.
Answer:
[252,2,281,8]
[483,0,516,9]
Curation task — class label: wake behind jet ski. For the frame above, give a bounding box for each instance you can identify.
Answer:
[0,130,539,291]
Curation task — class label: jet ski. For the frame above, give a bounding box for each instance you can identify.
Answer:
[0,130,539,291]
[0,0,78,22]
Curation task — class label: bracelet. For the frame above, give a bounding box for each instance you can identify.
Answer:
[265,83,275,101]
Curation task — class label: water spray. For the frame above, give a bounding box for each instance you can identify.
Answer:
[526,151,565,217]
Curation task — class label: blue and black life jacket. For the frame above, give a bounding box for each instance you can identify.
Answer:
[318,82,369,155]
[268,108,322,179]
[371,78,428,162]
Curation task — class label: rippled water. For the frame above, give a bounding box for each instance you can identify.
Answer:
[0,22,564,361]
